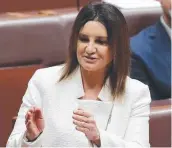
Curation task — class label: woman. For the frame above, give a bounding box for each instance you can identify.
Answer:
[7,2,151,147]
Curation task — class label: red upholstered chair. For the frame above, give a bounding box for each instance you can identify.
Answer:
[150,99,171,147]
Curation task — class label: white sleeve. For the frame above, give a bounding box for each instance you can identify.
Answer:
[6,70,43,147]
[99,86,151,148]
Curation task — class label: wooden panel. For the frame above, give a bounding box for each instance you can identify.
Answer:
[0,0,77,13]
[0,65,40,146]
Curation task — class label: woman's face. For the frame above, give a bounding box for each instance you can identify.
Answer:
[77,21,113,72]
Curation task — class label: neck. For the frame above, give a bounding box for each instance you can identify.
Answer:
[81,67,106,90]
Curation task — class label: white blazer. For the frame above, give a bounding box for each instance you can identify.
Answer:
[7,65,151,147]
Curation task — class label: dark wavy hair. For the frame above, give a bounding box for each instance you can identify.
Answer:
[59,2,130,99]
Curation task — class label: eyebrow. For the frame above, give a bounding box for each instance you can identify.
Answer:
[79,33,108,40]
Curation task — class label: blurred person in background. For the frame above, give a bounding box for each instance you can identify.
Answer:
[130,0,171,100]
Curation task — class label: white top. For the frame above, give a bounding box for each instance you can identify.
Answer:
[7,65,151,147]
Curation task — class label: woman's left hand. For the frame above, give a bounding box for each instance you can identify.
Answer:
[72,108,100,146]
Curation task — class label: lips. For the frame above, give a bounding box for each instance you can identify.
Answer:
[83,56,97,62]
[84,56,97,59]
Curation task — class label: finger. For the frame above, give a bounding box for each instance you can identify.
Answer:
[26,120,31,129]
[27,112,33,119]
[25,108,33,119]
[73,119,93,129]
[28,107,35,114]
[25,112,28,120]
[27,112,35,124]
[72,114,95,124]
[73,109,91,118]
[26,120,35,132]
[35,108,43,119]
[76,126,89,133]
[72,114,89,123]
[25,111,31,124]
[87,117,96,124]
[26,120,38,134]
[26,106,35,115]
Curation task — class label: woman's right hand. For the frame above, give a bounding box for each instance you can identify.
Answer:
[25,107,44,141]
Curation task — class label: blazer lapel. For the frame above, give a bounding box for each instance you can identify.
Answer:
[66,66,85,99]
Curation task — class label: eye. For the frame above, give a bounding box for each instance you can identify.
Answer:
[96,39,108,45]
[78,35,89,43]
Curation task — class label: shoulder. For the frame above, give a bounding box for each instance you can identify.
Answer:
[31,64,65,85]
[130,23,157,54]
[130,23,156,44]
[125,77,151,103]
[126,76,148,91]
[122,77,151,118]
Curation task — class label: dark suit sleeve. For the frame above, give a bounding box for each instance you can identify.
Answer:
[130,53,149,85]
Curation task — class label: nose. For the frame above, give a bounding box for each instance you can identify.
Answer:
[85,41,96,54]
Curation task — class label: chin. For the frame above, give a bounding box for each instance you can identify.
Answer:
[82,67,96,72]
[81,64,98,72]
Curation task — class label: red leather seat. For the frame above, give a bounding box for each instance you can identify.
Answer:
[150,99,171,147]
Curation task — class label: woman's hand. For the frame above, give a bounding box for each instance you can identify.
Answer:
[25,107,44,141]
[72,108,101,146]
